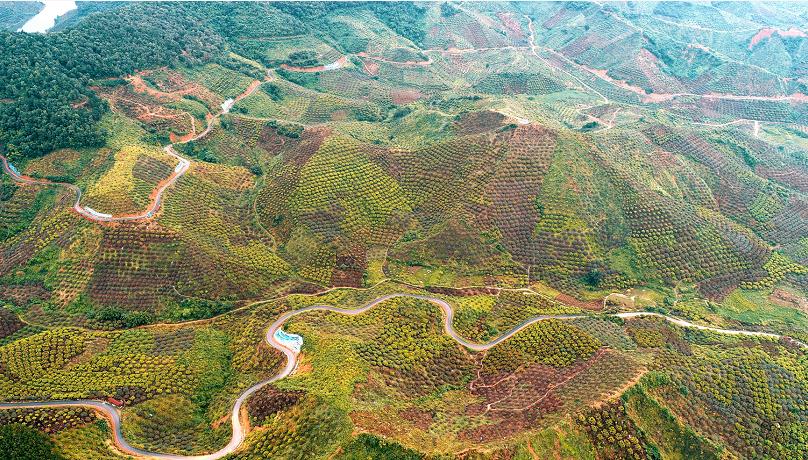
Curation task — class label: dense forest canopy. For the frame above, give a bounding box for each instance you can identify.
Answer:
[0,1,428,161]
[0,1,43,30]
[0,3,223,159]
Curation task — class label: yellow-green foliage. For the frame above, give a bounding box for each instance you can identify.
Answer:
[53,421,122,460]
[279,327,366,410]
[0,324,238,454]
[0,327,216,401]
[748,191,785,223]
[495,290,582,320]
[182,64,254,99]
[297,245,336,285]
[51,224,102,306]
[24,149,84,179]
[656,342,807,459]
[577,401,648,460]
[84,145,173,215]
[92,147,144,197]
[291,136,410,242]
[358,316,439,371]
[2,208,78,267]
[283,281,402,311]
[259,35,340,65]
[234,398,351,460]
[741,252,808,291]
[387,110,455,148]
[484,320,601,372]
[281,295,469,409]
[121,394,206,454]
[452,295,496,339]
[351,298,451,372]
[0,328,85,381]
[523,420,597,460]
[159,162,291,296]
[235,84,313,122]
[100,113,149,151]
[451,291,582,341]
[630,329,666,348]
[230,241,290,274]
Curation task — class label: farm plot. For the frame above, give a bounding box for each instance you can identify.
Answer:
[0,177,55,241]
[245,35,342,69]
[425,8,521,50]
[450,290,582,342]
[175,116,266,169]
[83,145,176,216]
[474,72,565,96]
[700,98,806,124]
[288,135,409,245]
[647,338,807,460]
[270,295,643,454]
[395,134,499,228]
[485,125,556,267]
[138,68,224,112]
[181,64,256,100]
[314,70,396,105]
[0,203,81,292]
[22,149,90,184]
[83,221,183,311]
[158,160,291,300]
[0,319,282,456]
[98,82,200,141]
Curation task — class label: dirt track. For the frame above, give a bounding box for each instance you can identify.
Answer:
[0,78,265,223]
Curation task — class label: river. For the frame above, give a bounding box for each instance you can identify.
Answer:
[18,1,77,33]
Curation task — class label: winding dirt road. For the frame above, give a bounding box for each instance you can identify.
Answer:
[1,293,803,459]
[0,78,265,223]
[0,142,189,223]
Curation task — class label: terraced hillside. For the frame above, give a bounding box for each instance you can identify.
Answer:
[0,2,807,459]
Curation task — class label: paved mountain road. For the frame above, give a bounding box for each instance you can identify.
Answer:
[0,143,189,223]
[1,293,803,459]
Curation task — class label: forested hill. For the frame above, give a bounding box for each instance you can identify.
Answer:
[0,3,223,160]
[0,1,42,31]
[0,2,430,161]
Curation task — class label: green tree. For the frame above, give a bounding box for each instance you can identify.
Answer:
[0,424,65,460]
